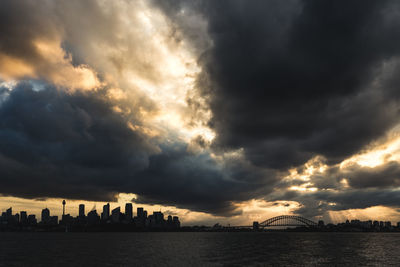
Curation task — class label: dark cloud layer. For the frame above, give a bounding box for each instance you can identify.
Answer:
[0,0,280,216]
[153,0,400,216]
[0,82,275,215]
[155,0,400,167]
[0,82,153,200]
[198,0,400,169]
[308,161,400,190]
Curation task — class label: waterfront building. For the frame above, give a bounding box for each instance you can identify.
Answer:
[20,211,27,225]
[111,207,121,223]
[125,203,133,221]
[61,214,73,225]
[137,207,144,218]
[87,210,100,225]
[102,203,110,221]
[27,215,37,225]
[79,204,85,218]
[49,216,58,225]
[6,207,12,223]
[173,216,180,228]
[14,213,19,224]
[41,208,50,223]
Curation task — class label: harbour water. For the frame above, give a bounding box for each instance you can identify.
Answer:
[0,232,399,266]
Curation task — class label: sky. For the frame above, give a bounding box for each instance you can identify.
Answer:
[1,0,400,225]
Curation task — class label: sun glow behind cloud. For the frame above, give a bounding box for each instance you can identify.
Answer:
[83,0,215,144]
[341,126,400,168]
[0,38,101,92]
[122,5,215,143]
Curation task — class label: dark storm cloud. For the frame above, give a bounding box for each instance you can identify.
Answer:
[344,162,400,188]
[314,161,400,190]
[150,0,400,216]
[155,0,400,169]
[0,0,283,216]
[0,82,155,200]
[0,0,57,63]
[132,144,276,215]
[0,82,276,215]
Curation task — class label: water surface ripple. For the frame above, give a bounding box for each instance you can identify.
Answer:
[0,232,399,266]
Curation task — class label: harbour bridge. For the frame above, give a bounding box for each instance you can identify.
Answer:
[231,215,318,229]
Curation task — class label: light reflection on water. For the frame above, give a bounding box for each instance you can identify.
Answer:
[0,232,399,266]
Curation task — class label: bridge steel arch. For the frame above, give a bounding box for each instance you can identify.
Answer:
[259,215,317,228]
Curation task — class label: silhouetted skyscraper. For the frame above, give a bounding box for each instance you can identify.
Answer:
[79,204,85,218]
[27,214,37,225]
[111,207,121,223]
[137,207,144,218]
[87,210,100,225]
[102,203,110,221]
[49,216,58,225]
[173,216,180,228]
[20,211,27,225]
[135,207,146,228]
[125,203,133,221]
[153,211,164,228]
[6,207,12,218]
[167,215,173,229]
[41,208,50,223]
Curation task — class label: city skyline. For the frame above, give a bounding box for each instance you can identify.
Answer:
[1,201,181,231]
[2,201,400,233]
[2,197,400,227]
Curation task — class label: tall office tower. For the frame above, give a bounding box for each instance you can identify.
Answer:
[111,207,121,223]
[79,204,85,218]
[41,208,50,223]
[27,215,37,225]
[62,200,66,216]
[103,203,110,220]
[125,203,133,220]
[153,211,164,227]
[20,211,27,225]
[173,216,180,228]
[137,207,144,218]
[6,207,12,218]
[87,210,100,225]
